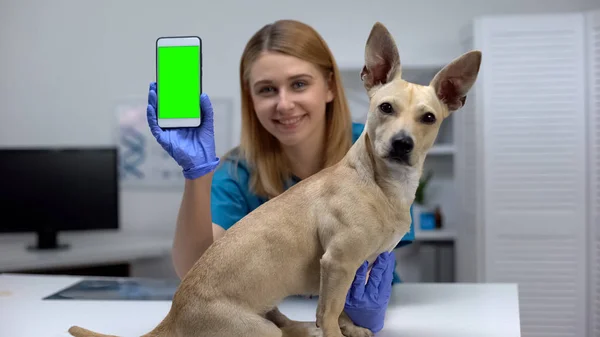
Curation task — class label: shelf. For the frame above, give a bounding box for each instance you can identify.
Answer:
[427,144,455,155]
[414,228,456,242]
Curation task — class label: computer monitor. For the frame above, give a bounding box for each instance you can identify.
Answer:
[0,147,119,251]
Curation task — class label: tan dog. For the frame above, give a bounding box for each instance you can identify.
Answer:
[68,22,481,337]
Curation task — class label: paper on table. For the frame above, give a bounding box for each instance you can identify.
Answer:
[43,277,180,301]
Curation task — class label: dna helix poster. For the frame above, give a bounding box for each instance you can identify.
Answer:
[115,96,235,190]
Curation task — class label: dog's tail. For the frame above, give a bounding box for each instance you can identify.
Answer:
[67,326,120,337]
[68,313,173,337]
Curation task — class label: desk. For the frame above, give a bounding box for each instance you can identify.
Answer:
[0,229,174,278]
[0,273,521,337]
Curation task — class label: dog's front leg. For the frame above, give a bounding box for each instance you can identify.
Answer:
[316,248,361,337]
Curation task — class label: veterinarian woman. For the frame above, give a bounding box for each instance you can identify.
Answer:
[146,19,414,333]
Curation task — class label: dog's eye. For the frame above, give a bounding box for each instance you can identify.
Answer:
[420,112,436,124]
[379,103,393,114]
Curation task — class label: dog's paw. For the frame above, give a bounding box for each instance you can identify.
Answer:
[340,324,374,337]
[281,322,323,337]
[306,326,324,337]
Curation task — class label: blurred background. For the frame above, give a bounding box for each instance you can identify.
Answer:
[0,0,599,336]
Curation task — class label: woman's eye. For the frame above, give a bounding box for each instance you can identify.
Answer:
[259,86,276,94]
[292,81,306,89]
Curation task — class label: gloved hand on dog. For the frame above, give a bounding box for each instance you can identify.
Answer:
[146,82,220,180]
[345,251,396,333]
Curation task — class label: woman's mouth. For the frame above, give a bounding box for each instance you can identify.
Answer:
[275,114,306,130]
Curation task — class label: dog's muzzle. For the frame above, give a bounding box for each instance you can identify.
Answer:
[388,133,414,164]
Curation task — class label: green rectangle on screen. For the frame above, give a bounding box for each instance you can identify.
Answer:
[157,45,201,119]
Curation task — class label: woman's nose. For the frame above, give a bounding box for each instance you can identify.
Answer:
[276,90,295,113]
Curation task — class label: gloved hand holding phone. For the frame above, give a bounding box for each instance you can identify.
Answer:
[146,82,220,180]
[345,251,396,333]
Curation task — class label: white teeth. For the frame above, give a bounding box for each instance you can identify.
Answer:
[279,116,303,125]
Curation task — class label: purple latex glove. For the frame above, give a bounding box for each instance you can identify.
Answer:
[146,82,220,180]
[344,251,395,333]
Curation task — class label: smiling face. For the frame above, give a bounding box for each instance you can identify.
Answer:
[248,51,334,147]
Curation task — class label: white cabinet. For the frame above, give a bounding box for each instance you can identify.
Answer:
[586,9,600,337]
[456,10,599,337]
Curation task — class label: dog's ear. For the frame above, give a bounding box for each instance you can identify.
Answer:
[361,22,401,91]
[430,50,482,113]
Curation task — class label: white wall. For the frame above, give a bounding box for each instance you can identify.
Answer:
[1,0,597,237]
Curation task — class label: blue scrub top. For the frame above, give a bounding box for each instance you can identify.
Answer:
[211,122,415,283]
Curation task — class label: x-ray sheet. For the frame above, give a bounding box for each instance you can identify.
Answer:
[44,277,180,301]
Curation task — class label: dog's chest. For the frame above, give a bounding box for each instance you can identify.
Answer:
[366,226,407,264]
[386,226,407,251]
[376,204,412,253]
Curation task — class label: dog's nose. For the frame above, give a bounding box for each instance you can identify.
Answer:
[392,135,414,154]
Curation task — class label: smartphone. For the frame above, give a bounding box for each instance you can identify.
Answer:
[155,36,202,128]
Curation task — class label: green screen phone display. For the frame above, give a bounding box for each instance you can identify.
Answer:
[157,43,201,120]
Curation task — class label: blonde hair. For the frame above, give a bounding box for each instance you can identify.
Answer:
[228,19,353,199]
